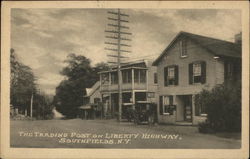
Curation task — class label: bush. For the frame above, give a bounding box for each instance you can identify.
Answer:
[198,120,215,134]
[197,82,241,133]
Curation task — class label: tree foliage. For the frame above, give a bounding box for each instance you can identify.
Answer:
[54,53,109,118]
[197,81,241,132]
[10,48,36,112]
[10,48,54,119]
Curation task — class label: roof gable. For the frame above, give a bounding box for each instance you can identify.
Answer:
[152,31,241,66]
[85,81,100,97]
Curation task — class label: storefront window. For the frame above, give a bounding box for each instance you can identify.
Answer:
[163,96,174,115]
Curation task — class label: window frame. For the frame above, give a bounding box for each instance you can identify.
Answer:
[154,72,158,84]
[180,39,187,58]
[167,66,176,86]
[162,96,174,115]
[111,72,118,84]
[193,63,202,84]
[134,69,147,84]
[189,61,206,84]
[101,73,109,85]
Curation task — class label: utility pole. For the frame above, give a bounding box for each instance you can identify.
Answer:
[105,9,132,121]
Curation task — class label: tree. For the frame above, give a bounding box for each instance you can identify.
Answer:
[10,48,54,119]
[196,81,241,132]
[10,48,36,114]
[54,54,109,118]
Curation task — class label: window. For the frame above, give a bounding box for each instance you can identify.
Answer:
[147,92,155,98]
[162,96,174,115]
[140,70,146,83]
[134,69,139,83]
[189,61,206,84]
[111,72,118,84]
[164,66,178,86]
[154,73,158,84]
[195,94,207,116]
[101,73,109,85]
[94,98,101,104]
[134,69,147,84]
[225,62,233,78]
[122,70,131,83]
[180,40,187,57]
[193,63,201,83]
[168,67,175,85]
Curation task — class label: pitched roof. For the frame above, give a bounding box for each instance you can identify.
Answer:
[152,31,241,66]
[84,81,100,97]
[98,59,153,74]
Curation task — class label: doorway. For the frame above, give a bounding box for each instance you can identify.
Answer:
[176,95,192,122]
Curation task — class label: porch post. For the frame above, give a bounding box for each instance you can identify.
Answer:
[173,95,177,123]
[192,94,195,125]
[132,69,135,109]
[146,69,149,91]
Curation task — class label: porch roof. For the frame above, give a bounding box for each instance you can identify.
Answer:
[98,66,148,74]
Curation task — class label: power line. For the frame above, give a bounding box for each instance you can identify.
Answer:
[122,37,240,62]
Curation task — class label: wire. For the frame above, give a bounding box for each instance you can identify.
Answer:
[108,36,241,63]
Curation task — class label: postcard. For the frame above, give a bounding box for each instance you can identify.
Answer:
[1,1,249,159]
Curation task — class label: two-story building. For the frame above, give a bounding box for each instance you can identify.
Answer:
[152,31,241,125]
[98,60,158,119]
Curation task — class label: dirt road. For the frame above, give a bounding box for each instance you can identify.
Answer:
[10,119,241,148]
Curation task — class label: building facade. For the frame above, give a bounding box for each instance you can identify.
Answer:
[99,60,158,119]
[79,81,102,119]
[152,31,241,125]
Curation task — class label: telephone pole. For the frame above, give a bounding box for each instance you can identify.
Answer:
[105,9,132,121]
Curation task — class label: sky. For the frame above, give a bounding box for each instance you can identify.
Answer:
[11,9,241,95]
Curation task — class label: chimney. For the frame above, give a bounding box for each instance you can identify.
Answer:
[234,32,242,45]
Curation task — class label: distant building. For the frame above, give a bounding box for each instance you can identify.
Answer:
[79,81,102,119]
[98,60,158,119]
[152,31,241,125]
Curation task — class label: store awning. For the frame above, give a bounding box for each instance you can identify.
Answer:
[79,105,92,110]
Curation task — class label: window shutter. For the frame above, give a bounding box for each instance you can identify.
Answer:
[174,65,179,85]
[159,96,163,115]
[164,67,168,86]
[224,61,228,80]
[189,63,193,84]
[201,61,206,84]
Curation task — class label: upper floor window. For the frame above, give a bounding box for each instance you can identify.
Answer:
[111,72,118,84]
[122,70,132,83]
[154,73,158,84]
[189,61,206,84]
[101,73,109,85]
[164,65,178,86]
[180,40,187,57]
[193,63,201,83]
[225,62,233,78]
[134,69,146,84]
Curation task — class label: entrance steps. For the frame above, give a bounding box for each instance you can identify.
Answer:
[175,121,193,126]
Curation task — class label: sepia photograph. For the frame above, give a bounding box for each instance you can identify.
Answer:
[1,1,249,159]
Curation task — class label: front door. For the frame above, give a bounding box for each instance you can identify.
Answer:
[183,95,192,122]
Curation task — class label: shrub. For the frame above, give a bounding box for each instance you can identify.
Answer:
[198,120,215,134]
[197,82,241,133]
